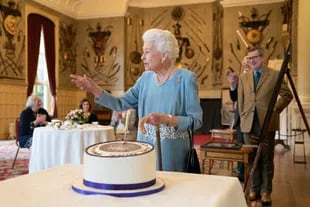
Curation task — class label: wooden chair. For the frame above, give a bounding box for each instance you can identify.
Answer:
[11,118,21,169]
[209,88,237,142]
[209,128,236,142]
[208,88,237,172]
[208,128,237,172]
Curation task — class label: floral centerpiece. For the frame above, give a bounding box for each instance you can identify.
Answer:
[65,109,90,124]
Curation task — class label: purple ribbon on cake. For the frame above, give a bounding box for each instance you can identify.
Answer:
[83,178,156,190]
[72,184,165,197]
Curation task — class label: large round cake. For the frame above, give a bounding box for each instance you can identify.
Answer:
[72,140,164,197]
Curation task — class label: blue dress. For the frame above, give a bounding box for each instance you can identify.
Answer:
[95,68,203,172]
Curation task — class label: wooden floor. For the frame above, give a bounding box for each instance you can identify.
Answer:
[268,136,310,207]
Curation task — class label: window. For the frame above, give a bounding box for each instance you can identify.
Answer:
[33,28,52,114]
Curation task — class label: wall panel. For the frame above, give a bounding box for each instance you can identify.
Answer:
[56,89,86,120]
[0,84,26,139]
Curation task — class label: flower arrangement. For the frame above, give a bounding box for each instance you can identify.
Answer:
[65,109,90,124]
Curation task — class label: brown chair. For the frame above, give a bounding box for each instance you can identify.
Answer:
[11,118,21,169]
[209,128,236,142]
[208,89,240,174]
[209,88,237,142]
[208,128,237,172]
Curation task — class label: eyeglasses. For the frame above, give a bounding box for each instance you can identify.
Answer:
[247,54,262,60]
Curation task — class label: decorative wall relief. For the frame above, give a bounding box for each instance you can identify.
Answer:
[128,4,213,89]
[211,3,223,86]
[238,8,271,46]
[172,5,211,87]
[88,23,112,65]
[0,0,24,80]
[60,22,77,74]
[127,15,144,83]
[171,7,195,63]
[81,23,120,85]
[174,6,211,87]
[227,8,278,73]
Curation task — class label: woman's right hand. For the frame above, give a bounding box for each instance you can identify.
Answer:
[70,74,103,98]
[35,114,47,125]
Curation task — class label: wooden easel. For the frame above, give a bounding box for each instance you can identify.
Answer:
[244,42,310,196]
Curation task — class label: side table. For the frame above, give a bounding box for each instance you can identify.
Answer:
[200,145,255,184]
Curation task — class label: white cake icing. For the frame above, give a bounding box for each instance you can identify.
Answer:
[83,141,155,186]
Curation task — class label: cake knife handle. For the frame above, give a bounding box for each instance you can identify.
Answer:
[122,110,131,144]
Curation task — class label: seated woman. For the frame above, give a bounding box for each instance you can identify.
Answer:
[19,95,51,148]
[79,98,98,124]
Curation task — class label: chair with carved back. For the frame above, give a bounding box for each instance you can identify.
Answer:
[11,118,21,169]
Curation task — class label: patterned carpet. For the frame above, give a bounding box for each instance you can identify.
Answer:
[0,140,30,181]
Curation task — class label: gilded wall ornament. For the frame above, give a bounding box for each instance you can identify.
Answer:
[238,8,271,45]
[0,0,24,79]
[60,23,77,74]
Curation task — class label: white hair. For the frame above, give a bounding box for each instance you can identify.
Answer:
[26,95,41,108]
[142,28,179,63]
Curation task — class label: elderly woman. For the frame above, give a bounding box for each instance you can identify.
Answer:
[79,98,98,123]
[70,28,202,172]
[19,95,50,148]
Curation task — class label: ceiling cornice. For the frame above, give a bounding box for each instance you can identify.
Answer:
[31,0,285,19]
[32,0,82,18]
[128,0,216,8]
[220,0,284,8]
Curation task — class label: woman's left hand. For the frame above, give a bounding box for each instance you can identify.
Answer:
[139,113,168,134]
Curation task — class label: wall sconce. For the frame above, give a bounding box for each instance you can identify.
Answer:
[139,18,144,26]
[94,56,104,65]
[127,17,132,25]
[64,52,68,60]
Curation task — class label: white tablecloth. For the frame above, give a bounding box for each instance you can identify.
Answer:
[0,164,247,207]
[29,125,115,173]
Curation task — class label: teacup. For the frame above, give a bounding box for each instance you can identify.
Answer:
[92,121,99,125]
[63,120,73,129]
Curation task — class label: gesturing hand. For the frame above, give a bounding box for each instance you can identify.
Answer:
[70,74,102,98]
[36,114,47,124]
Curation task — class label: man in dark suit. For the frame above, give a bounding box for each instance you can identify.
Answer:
[238,47,293,205]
